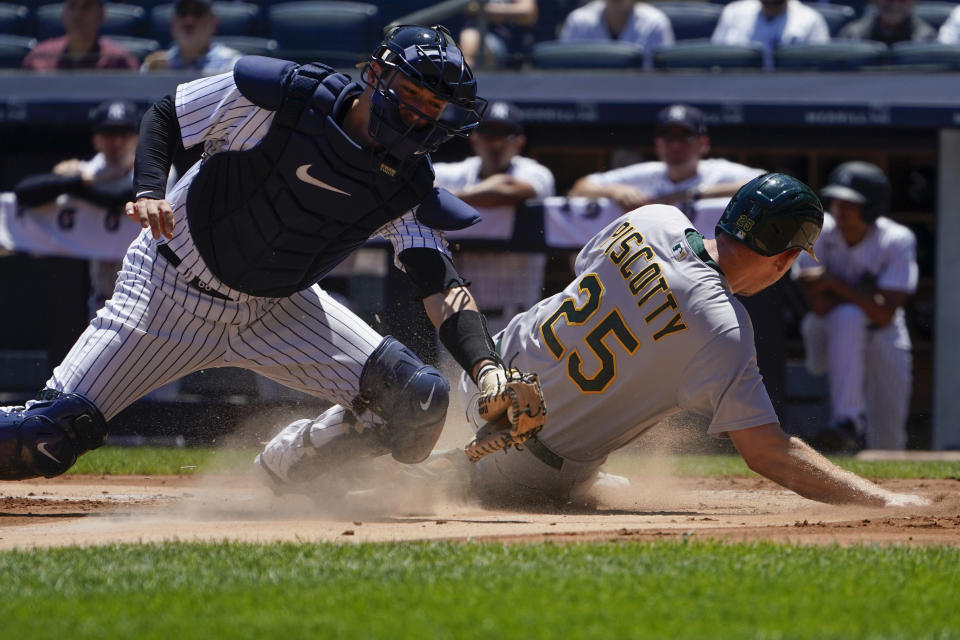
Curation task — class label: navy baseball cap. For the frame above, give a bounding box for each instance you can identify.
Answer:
[656,104,707,136]
[478,101,523,136]
[91,100,140,133]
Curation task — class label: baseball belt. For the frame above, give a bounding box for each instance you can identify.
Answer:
[489,333,562,470]
[524,434,564,470]
[156,244,235,301]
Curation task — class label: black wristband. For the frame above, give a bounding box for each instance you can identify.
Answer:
[437,309,499,378]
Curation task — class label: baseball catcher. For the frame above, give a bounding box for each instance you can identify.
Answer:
[465,363,547,462]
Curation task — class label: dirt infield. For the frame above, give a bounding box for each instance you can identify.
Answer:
[1,471,958,549]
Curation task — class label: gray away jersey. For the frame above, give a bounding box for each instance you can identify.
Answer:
[496,204,778,462]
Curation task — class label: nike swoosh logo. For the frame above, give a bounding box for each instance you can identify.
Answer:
[295,165,351,196]
[36,441,62,465]
[419,384,436,411]
[135,190,154,198]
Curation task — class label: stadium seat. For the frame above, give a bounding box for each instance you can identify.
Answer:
[372,0,426,24]
[0,33,34,67]
[530,0,580,43]
[913,1,957,29]
[267,1,380,66]
[774,40,888,70]
[890,41,960,70]
[215,35,278,57]
[653,39,765,70]
[853,0,955,29]
[0,3,28,35]
[34,3,146,39]
[150,2,262,42]
[655,2,723,40]
[530,40,644,69]
[804,2,857,36]
[106,34,159,61]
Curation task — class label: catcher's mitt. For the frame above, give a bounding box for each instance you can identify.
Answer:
[464,365,547,462]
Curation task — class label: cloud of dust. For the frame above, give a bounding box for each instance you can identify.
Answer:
[141,402,482,526]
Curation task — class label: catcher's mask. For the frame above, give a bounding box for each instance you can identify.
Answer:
[364,24,487,168]
[716,172,824,260]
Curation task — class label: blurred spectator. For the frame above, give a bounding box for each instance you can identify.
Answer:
[711,0,829,68]
[14,100,139,315]
[937,4,960,43]
[433,101,555,331]
[142,0,241,73]
[792,161,917,452]
[838,0,935,45]
[560,0,674,51]
[22,0,139,71]
[568,104,763,234]
[458,0,538,69]
[11,100,139,363]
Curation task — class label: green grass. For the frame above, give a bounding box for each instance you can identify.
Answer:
[67,446,257,475]
[71,447,960,479]
[0,541,957,640]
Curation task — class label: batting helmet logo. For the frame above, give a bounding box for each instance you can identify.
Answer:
[716,173,824,258]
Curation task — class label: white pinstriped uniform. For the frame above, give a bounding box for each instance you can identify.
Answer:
[44,71,454,423]
[433,155,555,331]
[792,213,917,450]
[584,158,764,236]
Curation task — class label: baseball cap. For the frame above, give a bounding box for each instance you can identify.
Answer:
[655,104,707,136]
[175,0,212,15]
[478,101,523,136]
[91,100,140,133]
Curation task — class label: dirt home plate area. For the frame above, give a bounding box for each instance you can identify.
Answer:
[1,458,958,549]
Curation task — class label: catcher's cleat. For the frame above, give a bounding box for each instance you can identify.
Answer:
[254,408,389,495]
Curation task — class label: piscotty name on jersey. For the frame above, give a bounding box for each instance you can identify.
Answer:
[599,220,689,341]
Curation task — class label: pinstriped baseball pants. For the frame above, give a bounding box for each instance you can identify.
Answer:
[801,305,912,450]
[45,241,384,422]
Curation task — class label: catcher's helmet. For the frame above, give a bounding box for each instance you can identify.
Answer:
[716,173,824,258]
[365,24,487,166]
[820,161,890,223]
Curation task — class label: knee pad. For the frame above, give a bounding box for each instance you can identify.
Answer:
[358,336,450,464]
[0,392,107,480]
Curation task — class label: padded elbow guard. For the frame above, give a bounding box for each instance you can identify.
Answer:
[0,393,107,480]
[357,336,450,464]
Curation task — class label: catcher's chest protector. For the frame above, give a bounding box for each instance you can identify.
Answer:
[186,60,434,298]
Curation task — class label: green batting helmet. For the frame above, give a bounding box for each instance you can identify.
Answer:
[715,173,824,259]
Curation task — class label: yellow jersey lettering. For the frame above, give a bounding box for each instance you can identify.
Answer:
[652,312,689,341]
[601,217,687,344]
[643,291,679,324]
[629,261,661,295]
[610,232,644,265]
[636,277,668,308]
[620,245,653,280]
[600,222,633,255]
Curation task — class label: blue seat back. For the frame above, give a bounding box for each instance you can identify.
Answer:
[655,2,723,40]
[35,2,146,39]
[0,33,35,67]
[653,39,765,70]
[0,3,29,35]
[531,40,645,69]
[774,40,888,70]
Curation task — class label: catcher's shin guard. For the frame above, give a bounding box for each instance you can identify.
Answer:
[0,393,107,480]
[356,336,450,464]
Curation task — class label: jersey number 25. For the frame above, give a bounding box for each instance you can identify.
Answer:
[539,273,640,394]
